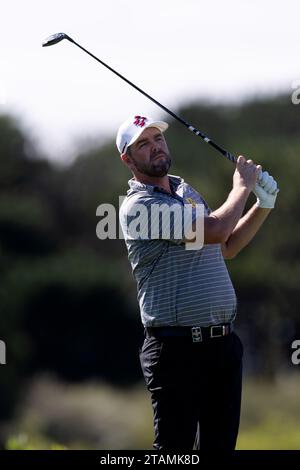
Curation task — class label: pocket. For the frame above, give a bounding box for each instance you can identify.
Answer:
[140,336,164,362]
[139,336,164,388]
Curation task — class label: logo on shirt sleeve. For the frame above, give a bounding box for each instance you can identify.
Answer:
[185,197,197,208]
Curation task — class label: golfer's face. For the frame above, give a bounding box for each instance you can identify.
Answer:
[129,127,171,177]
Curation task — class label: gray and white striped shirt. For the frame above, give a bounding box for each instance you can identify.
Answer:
[119,174,237,327]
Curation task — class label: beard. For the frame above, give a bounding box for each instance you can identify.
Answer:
[132,150,172,177]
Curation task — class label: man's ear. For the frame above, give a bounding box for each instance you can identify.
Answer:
[121,152,135,170]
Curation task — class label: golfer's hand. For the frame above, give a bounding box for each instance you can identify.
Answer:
[234,156,261,192]
[253,171,279,209]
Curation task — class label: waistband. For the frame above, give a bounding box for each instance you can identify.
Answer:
[145,323,233,343]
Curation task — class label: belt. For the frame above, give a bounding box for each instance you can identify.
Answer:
[145,323,233,343]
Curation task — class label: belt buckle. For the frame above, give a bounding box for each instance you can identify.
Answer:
[210,325,225,338]
[191,327,202,343]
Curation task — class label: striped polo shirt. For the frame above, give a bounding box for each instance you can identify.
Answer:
[119,174,237,327]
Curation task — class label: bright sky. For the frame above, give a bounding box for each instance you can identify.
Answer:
[1,0,299,163]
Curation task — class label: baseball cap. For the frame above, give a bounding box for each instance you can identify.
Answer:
[116,115,168,154]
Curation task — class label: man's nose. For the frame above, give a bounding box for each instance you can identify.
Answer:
[151,140,160,152]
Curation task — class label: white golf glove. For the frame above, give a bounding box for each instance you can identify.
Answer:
[253,171,279,209]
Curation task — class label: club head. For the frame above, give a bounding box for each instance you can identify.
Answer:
[42,32,69,47]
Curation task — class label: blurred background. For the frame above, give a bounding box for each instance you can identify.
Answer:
[0,0,300,450]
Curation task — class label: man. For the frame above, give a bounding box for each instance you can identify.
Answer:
[117,114,278,451]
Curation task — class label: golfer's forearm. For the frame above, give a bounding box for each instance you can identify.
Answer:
[222,204,272,258]
[200,186,250,244]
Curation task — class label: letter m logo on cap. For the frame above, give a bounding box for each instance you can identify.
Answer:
[133,116,147,127]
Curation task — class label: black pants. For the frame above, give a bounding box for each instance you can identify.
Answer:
[139,330,243,451]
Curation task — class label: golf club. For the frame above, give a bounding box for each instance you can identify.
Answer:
[43,32,265,182]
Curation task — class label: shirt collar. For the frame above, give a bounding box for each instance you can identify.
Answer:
[127,174,184,196]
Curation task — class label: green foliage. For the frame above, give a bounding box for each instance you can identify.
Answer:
[237,375,300,449]
[5,377,152,450]
[5,375,300,449]
[6,433,68,450]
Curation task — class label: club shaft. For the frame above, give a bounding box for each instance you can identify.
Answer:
[67,37,237,163]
